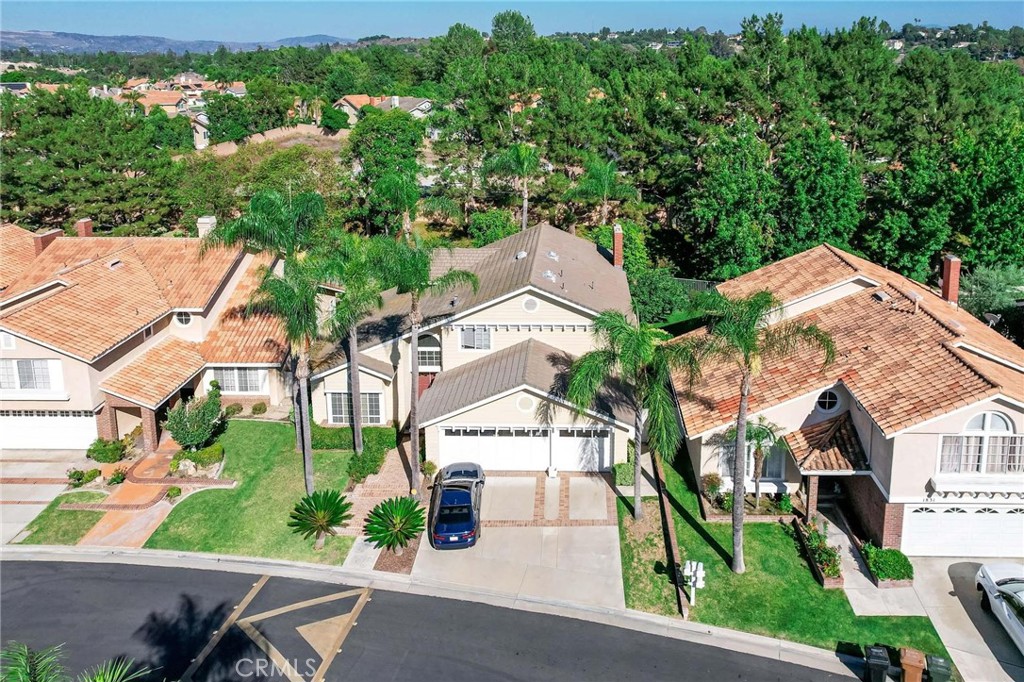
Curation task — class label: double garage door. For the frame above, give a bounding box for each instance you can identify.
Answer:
[901,504,1024,557]
[439,426,611,472]
[0,410,97,450]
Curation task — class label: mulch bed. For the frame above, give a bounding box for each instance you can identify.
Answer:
[373,535,421,574]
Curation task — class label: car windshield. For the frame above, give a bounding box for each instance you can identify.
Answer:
[996,577,1024,587]
[439,505,472,525]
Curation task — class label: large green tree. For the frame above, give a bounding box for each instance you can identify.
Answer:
[486,143,541,231]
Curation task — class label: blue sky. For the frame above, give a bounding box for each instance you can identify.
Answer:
[3,2,1021,42]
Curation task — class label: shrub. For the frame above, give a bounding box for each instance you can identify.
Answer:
[467,209,517,247]
[67,468,101,488]
[121,424,143,451]
[87,438,126,463]
[319,105,350,132]
[163,388,222,450]
[701,473,723,499]
[107,467,127,485]
[861,542,914,581]
[224,403,244,418]
[310,424,398,483]
[166,486,182,501]
[612,462,634,486]
[719,492,734,512]
[169,442,224,474]
[288,489,353,550]
[421,460,437,479]
[364,496,426,556]
[804,521,842,578]
[778,493,793,513]
[250,402,267,415]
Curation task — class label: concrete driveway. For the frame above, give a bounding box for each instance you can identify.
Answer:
[1,449,87,543]
[912,557,1024,682]
[411,472,624,609]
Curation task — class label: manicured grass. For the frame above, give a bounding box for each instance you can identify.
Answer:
[18,492,106,545]
[145,420,354,564]
[621,457,949,659]
[618,498,679,618]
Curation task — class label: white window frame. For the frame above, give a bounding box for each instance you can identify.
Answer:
[718,440,786,482]
[459,326,491,351]
[815,389,842,415]
[327,392,383,425]
[0,332,15,350]
[211,368,267,395]
[939,411,1022,475]
[0,358,65,398]
[417,334,442,372]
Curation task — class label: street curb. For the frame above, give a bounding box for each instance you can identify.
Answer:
[1,545,862,678]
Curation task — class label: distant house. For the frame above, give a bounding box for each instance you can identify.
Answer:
[32,83,64,94]
[332,94,433,124]
[223,82,247,97]
[190,112,210,150]
[117,91,187,116]
[333,94,384,124]
[0,82,31,98]
[884,39,905,51]
[124,77,151,91]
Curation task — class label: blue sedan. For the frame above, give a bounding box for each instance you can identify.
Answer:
[429,462,485,549]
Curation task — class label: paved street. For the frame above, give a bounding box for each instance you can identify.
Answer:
[1,560,845,682]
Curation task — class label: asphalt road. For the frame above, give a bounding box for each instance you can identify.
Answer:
[1,561,848,681]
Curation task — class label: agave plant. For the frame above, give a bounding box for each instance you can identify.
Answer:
[0,642,148,682]
[364,496,426,556]
[287,489,353,551]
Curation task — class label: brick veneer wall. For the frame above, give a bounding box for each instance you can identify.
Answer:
[221,395,272,411]
[843,475,904,549]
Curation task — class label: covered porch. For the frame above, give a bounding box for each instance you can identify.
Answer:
[784,411,871,520]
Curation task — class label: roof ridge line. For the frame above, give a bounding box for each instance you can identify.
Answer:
[821,244,863,275]
[943,343,1002,393]
[884,282,966,339]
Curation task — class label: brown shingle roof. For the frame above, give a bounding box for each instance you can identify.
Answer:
[674,246,1024,436]
[100,336,206,409]
[0,223,39,291]
[784,412,868,474]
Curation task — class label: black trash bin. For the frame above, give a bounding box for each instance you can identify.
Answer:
[926,655,952,682]
[864,646,890,682]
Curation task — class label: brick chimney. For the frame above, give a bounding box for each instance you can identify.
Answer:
[196,215,217,238]
[74,218,93,237]
[33,228,62,256]
[941,254,961,305]
[612,223,624,270]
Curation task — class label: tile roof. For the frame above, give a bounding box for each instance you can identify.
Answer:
[100,336,206,409]
[314,223,632,368]
[0,237,241,361]
[674,245,1024,437]
[419,338,632,425]
[199,254,288,364]
[784,412,868,474]
[118,91,184,112]
[0,223,39,291]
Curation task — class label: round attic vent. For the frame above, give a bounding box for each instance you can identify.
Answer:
[522,296,540,313]
[517,395,536,413]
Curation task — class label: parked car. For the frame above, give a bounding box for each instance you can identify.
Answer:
[429,462,485,549]
[976,563,1024,656]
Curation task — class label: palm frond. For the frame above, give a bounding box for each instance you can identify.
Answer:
[1,642,66,682]
[76,658,149,682]
[566,349,617,414]
[428,268,479,296]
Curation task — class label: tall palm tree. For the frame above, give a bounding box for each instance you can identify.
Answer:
[121,89,144,116]
[316,232,388,455]
[375,238,479,498]
[202,189,326,454]
[567,311,698,521]
[374,171,419,240]
[565,158,638,225]
[486,143,541,231]
[248,256,323,495]
[725,415,782,508]
[683,290,835,573]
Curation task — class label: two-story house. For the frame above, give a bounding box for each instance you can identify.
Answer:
[0,219,288,452]
[673,245,1024,557]
[310,224,635,474]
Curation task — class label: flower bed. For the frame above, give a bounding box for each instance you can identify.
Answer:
[791,519,843,589]
[697,485,799,524]
[855,540,915,589]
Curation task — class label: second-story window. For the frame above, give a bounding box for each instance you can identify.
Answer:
[0,359,51,391]
[941,412,1023,474]
[417,334,441,370]
[175,311,193,327]
[460,327,491,350]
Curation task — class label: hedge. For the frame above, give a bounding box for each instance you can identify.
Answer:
[169,442,225,474]
[862,542,914,581]
[310,423,397,483]
[87,438,126,463]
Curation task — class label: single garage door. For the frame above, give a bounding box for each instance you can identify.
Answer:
[439,426,550,471]
[553,428,611,472]
[901,504,1024,557]
[0,410,97,450]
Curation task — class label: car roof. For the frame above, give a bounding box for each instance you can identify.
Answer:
[440,487,472,506]
[441,462,483,481]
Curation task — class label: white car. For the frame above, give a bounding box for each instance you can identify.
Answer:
[976,563,1024,656]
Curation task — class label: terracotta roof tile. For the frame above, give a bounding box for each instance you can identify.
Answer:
[0,223,39,290]
[784,412,868,473]
[100,336,206,408]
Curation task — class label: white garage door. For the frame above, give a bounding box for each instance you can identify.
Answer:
[901,504,1024,557]
[553,428,611,472]
[0,410,97,450]
[439,426,550,471]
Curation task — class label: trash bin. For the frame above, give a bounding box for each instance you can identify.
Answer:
[901,647,926,682]
[926,655,952,682]
[864,646,890,682]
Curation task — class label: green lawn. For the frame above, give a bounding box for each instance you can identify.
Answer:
[620,458,949,659]
[145,420,354,564]
[18,492,106,545]
[618,498,678,617]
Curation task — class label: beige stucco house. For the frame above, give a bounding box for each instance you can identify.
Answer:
[310,224,635,474]
[674,245,1024,557]
[0,219,288,453]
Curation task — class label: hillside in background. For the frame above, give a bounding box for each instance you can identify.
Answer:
[0,30,351,53]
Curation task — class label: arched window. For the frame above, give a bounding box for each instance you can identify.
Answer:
[417,334,441,371]
[940,411,1021,475]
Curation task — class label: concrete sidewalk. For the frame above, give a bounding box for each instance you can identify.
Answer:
[0,545,861,679]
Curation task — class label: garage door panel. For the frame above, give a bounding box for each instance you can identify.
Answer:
[554,428,611,472]
[0,411,97,450]
[439,427,549,471]
[902,505,1024,557]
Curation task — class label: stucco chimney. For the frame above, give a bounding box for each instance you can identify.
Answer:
[74,218,93,237]
[33,228,62,255]
[612,223,624,270]
[941,254,961,305]
[391,95,400,108]
[196,215,217,238]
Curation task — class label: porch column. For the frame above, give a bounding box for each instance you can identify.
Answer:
[141,407,159,453]
[95,404,118,441]
[806,475,819,521]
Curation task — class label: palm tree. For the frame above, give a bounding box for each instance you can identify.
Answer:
[202,189,326,454]
[288,489,353,550]
[565,158,638,226]
[316,233,388,455]
[0,642,149,682]
[683,290,835,573]
[248,256,323,495]
[374,171,419,241]
[364,496,426,556]
[375,238,479,498]
[486,143,541,230]
[567,311,698,521]
[725,415,782,508]
[121,89,144,116]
